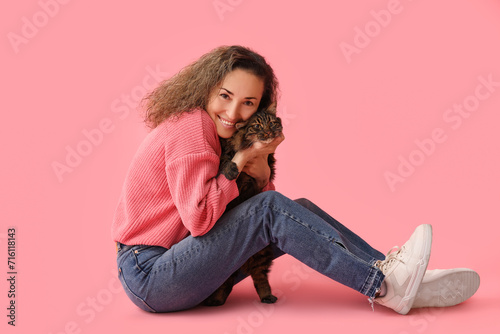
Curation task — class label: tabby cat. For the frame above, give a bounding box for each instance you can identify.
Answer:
[202,109,283,306]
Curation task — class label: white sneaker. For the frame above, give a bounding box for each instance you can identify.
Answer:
[413,268,480,308]
[374,224,432,315]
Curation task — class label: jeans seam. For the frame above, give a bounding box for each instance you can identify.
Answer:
[118,267,157,313]
[265,199,382,296]
[265,202,338,244]
[360,266,383,297]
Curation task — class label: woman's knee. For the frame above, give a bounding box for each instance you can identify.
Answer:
[294,197,313,208]
[234,191,292,217]
[254,190,293,207]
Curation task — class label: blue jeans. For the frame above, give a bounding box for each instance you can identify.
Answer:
[116,191,386,312]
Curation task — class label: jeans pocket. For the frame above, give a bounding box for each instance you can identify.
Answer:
[131,245,164,276]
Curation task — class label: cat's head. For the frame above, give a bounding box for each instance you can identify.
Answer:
[232,110,283,150]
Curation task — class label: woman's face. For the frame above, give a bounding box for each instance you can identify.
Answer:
[206,68,264,138]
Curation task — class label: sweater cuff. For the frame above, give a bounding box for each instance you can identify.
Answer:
[217,174,240,204]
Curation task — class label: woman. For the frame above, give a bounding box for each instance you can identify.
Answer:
[111,45,479,314]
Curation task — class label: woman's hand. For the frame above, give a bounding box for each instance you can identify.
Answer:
[231,134,284,180]
[242,155,271,189]
[245,133,285,157]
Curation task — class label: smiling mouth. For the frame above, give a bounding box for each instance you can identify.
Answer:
[218,116,236,127]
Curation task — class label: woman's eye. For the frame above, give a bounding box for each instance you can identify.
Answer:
[220,94,230,99]
[244,101,254,106]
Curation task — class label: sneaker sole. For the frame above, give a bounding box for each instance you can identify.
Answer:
[396,224,433,315]
[413,269,480,308]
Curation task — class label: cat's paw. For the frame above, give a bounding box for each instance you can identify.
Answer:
[202,297,226,307]
[203,299,226,307]
[221,162,239,180]
[202,282,234,307]
[260,295,278,304]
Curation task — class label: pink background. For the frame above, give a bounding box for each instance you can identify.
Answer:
[2,0,500,333]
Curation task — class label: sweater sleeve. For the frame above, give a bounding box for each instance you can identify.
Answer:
[164,110,239,237]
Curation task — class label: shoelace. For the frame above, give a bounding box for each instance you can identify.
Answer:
[375,245,406,274]
[369,246,407,310]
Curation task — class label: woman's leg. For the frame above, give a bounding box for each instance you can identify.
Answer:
[229,197,386,286]
[117,191,385,312]
[119,191,434,314]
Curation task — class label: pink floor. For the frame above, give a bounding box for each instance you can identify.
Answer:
[81,255,499,334]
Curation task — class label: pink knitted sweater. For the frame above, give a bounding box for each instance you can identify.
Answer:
[111,108,275,249]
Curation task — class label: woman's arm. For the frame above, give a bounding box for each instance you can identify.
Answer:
[166,152,239,237]
[164,110,240,237]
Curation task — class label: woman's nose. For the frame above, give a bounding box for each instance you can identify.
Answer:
[226,103,240,120]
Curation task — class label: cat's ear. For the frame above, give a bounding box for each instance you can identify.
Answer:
[235,121,247,130]
[266,102,277,114]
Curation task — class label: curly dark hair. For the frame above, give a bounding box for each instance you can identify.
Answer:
[141,45,280,128]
